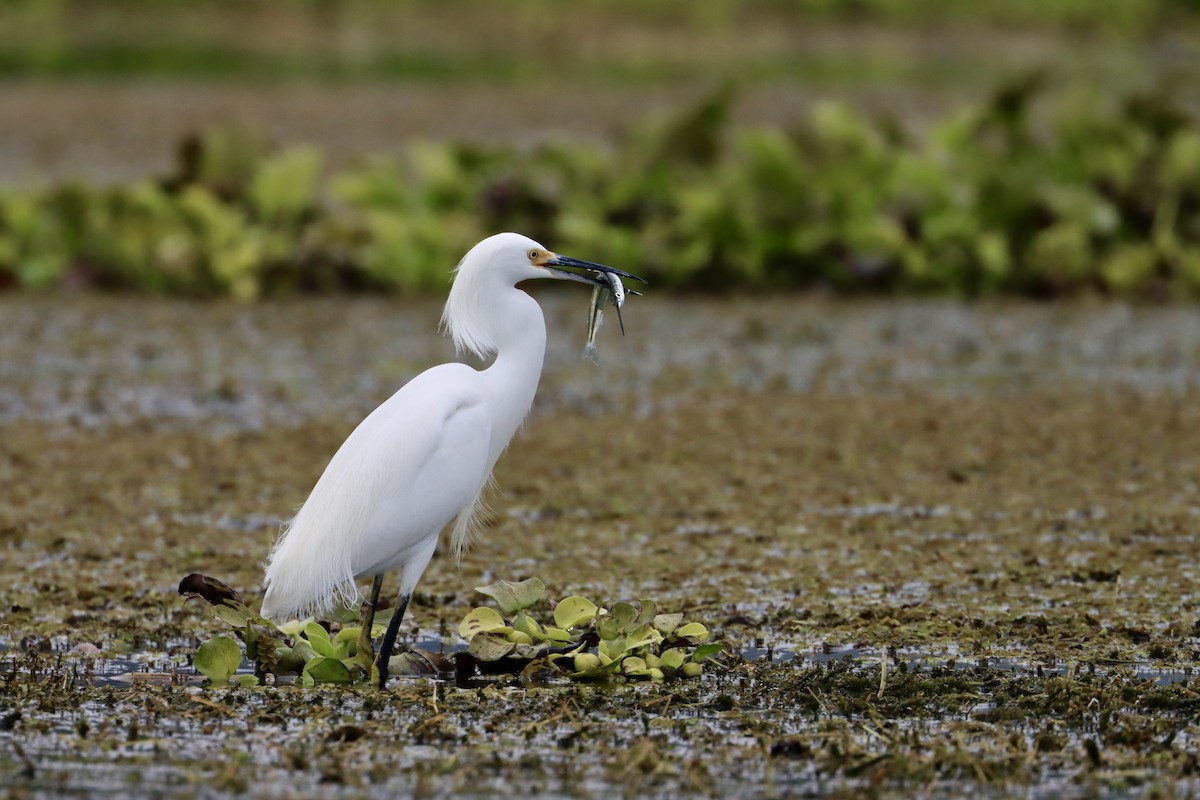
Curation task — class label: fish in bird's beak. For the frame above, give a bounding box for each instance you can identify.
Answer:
[541,253,647,287]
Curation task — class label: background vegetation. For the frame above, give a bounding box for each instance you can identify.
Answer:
[0,0,1197,298]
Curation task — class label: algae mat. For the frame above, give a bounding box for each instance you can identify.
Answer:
[2,296,1200,797]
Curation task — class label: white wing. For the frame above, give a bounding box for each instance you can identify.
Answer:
[261,362,492,620]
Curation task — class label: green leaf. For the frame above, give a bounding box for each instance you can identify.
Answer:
[291,639,318,666]
[303,656,353,684]
[543,626,573,643]
[573,652,602,672]
[467,632,516,662]
[303,621,331,644]
[275,617,313,637]
[621,656,647,674]
[674,622,709,644]
[274,645,306,674]
[211,603,251,629]
[660,648,686,669]
[458,607,509,639]
[304,623,346,659]
[250,146,323,224]
[233,674,260,687]
[597,602,638,639]
[691,643,723,661]
[194,636,242,685]
[652,613,683,636]
[624,624,659,652]
[475,578,545,615]
[506,630,534,646]
[512,611,543,638]
[553,596,598,630]
[334,626,361,644]
[633,599,658,628]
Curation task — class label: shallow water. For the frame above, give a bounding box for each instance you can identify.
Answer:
[4,295,1200,430]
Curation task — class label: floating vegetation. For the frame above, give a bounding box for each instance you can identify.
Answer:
[3,81,1200,299]
[180,573,449,686]
[455,578,720,682]
[180,573,719,687]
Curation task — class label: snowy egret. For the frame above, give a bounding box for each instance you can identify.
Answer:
[260,232,645,687]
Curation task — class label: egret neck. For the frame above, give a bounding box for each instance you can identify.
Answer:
[482,287,547,466]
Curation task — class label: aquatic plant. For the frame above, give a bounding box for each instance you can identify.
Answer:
[179,573,718,686]
[455,578,721,682]
[3,80,1199,298]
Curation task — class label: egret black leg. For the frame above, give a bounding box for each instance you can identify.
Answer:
[375,593,411,689]
[357,575,384,671]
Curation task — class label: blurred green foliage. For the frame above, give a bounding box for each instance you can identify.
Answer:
[2,80,1199,299]
[0,0,1192,82]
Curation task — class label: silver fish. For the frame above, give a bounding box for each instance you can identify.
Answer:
[582,271,639,363]
[582,284,607,364]
[601,271,627,335]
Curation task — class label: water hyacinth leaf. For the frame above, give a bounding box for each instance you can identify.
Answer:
[468,632,516,662]
[621,656,647,674]
[304,622,346,659]
[194,636,242,684]
[274,645,306,674]
[683,662,703,678]
[597,602,638,640]
[553,596,598,630]
[458,607,509,639]
[674,622,710,644]
[506,630,534,646]
[325,604,362,625]
[275,618,313,638]
[624,624,658,652]
[210,603,251,629]
[510,642,542,660]
[543,626,573,643]
[304,656,353,684]
[233,674,260,687]
[573,652,602,672]
[633,600,658,628]
[660,648,686,669]
[512,611,543,638]
[475,577,545,615]
[692,643,723,661]
[653,613,683,636]
[291,639,318,666]
[334,626,361,644]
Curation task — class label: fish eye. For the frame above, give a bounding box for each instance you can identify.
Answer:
[528,249,540,261]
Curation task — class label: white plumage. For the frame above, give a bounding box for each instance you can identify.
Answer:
[259,233,643,665]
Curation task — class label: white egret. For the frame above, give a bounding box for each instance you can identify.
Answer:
[260,232,644,687]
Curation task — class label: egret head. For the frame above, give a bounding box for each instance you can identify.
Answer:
[443,232,644,358]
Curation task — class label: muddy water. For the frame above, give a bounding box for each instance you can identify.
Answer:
[3,295,1200,798]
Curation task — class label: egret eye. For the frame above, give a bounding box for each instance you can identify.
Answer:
[528,249,539,262]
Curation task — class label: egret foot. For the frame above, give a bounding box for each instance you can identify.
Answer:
[374,593,411,689]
